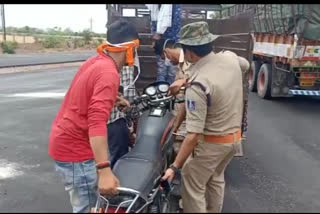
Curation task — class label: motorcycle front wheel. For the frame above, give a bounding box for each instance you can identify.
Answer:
[148,191,170,213]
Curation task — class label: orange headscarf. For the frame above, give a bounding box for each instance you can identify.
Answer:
[97,39,140,66]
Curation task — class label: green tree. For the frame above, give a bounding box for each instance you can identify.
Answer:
[82,29,93,45]
[63,27,74,36]
[24,26,30,33]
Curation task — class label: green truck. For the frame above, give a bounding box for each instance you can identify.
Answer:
[221,4,320,99]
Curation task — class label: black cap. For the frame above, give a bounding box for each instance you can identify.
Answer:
[107,19,139,44]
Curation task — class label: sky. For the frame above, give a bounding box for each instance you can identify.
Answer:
[4,4,108,33]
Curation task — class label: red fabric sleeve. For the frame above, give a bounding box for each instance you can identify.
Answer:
[88,70,119,137]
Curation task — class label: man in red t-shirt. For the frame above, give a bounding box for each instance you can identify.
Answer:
[48,20,139,213]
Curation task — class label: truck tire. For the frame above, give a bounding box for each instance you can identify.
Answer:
[249,60,261,92]
[257,63,272,99]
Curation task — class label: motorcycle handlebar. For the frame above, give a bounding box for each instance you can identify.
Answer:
[129,94,149,106]
[116,187,140,195]
[149,95,173,103]
[129,94,184,111]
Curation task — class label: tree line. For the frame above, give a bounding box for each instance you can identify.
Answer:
[4,26,106,38]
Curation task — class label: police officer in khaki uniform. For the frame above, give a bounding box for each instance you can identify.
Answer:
[162,21,250,213]
[160,40,193,137]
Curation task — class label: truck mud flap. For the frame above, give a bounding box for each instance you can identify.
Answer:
[271,63,295,97]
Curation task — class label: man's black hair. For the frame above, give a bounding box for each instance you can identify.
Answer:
[154,39,177,55]
[181,42,213,57]
[107,19,139,44]
[163,39,175,49]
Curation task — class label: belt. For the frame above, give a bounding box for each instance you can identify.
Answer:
[204,130,241,144]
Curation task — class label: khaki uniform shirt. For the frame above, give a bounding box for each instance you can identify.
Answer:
[185,51,250,136]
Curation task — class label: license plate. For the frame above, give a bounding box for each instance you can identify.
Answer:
[300,79,315,86]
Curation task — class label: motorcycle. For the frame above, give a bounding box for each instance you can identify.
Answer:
[92,81,182,213]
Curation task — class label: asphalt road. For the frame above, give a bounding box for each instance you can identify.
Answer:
[0,67,320,212]
[0,51,95,68]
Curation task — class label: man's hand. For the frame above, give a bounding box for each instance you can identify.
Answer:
[98,168,120,195]
[89,136,119,195]
[161,168,175,183]
[116,96,130,112]
[168,79,186,96]
[152,34,161,48]
[164,48,181,65]
[152,33,161,40]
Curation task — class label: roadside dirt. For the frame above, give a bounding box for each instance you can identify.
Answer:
[0,62,83,75]
[0,43,97,55]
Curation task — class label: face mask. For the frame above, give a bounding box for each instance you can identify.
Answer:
[164,55,172,66]
[182,49,195,65]
[123,49,140,92]
[163,39,173,66]
[179,48,184,63]
[133,48,140,68]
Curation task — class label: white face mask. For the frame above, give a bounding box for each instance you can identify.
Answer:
[182,49,195,65]
[179,48,184,63]
[163,39,173,66]
[123,49,140,92]
[164,55,171,66]
[133,48,139,67]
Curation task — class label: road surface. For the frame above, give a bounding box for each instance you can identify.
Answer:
[0,51,95,68]
[0,66,320,212]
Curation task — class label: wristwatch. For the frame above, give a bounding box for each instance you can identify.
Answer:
[169,164,180,174]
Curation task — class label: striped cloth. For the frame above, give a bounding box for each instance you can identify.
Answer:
[108,66,137,124]
[289,90,320,96]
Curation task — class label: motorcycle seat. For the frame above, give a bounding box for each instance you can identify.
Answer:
[124,135,162,161]
[113,157,162,200]
[111,111,174,200]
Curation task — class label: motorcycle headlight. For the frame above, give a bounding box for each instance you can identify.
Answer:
[145,86,157,96]
[158,84,169,93]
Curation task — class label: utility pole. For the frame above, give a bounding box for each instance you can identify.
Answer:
[89,17,93,32]
[1,4,6,41]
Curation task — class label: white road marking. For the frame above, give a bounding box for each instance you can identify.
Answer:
[4,92,66,98]
[0,159,41,180]
[0,160,23,180]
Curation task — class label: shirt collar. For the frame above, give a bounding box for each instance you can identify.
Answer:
[188,52,215,82]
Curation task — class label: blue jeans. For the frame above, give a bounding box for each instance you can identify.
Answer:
[156,55,178,85]
[107,118,130,168]
[55,159,98,213]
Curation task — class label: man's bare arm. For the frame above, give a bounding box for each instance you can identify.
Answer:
[173,103,186,133]
[90,136,109,164]
[90,136,120,195]
[173,132,199,168]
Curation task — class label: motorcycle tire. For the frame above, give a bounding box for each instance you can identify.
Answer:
[167,147,175,167]
[149,204,160,213]
[161,198,169,213]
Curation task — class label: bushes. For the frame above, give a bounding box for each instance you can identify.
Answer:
[1,41,18,54]
[72,38,85,48]
[97,38,104,45]
[82,30,93,45]
[41,36,65,48]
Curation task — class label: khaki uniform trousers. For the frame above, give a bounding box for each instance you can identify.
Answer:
[181,141,238,213]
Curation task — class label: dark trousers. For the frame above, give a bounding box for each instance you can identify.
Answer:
[107,118,129,168]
